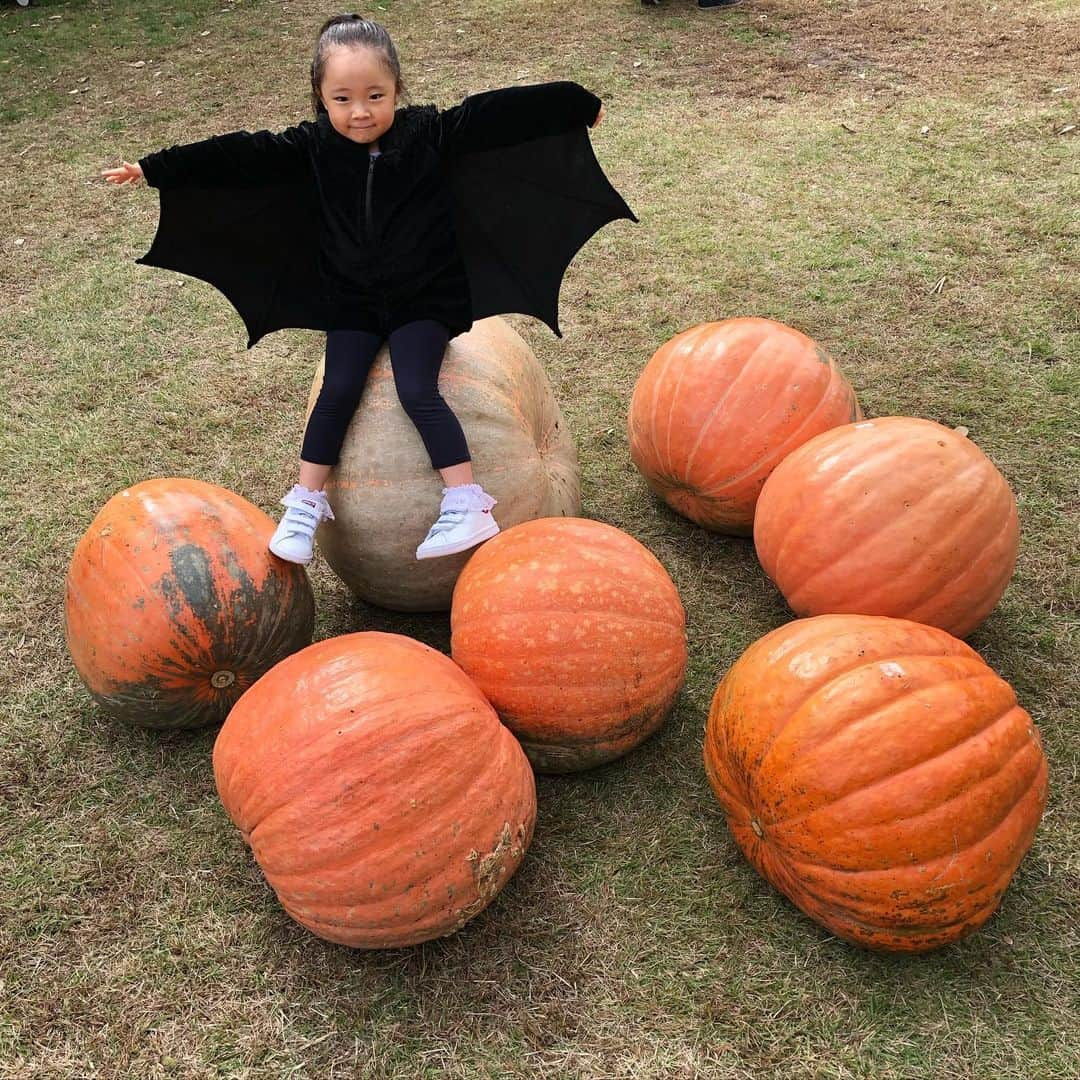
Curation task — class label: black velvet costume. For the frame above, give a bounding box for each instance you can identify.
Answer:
[136,82,637,348]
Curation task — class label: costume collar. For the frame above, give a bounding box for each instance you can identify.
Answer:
[315,108,410,159]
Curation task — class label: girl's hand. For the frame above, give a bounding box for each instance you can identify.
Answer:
[101,161,144,185]
[591,104,605,129]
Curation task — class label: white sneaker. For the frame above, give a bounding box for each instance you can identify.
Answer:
[268,485,335,565]
[416,484,500,560]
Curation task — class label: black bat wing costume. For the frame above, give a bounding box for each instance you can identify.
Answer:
[136,82,637,349]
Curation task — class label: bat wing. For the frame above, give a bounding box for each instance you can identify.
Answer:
[136,181,325,349]
[447,126,637,337]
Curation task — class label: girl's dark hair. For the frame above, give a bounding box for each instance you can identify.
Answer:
[310,14,406,117]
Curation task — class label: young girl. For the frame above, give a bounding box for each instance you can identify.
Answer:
[103,14,611,565]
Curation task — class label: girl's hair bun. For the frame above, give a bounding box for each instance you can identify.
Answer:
[310,13,407,116]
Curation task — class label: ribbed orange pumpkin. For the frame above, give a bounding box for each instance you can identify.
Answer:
[451,518,687,772]
[65,478,314,729]
[213,632,536,948]
[753,417,1020,638]
[627,318,861,534]
[704,615,1047,952]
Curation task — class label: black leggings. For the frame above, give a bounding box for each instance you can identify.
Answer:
[301,319,470,470]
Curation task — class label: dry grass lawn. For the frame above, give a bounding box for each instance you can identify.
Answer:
[1,1,1077,1077]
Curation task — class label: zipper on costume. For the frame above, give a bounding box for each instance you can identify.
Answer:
[364,154,377,242]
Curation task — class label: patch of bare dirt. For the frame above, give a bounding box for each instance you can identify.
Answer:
[776,0,1079,93]
[663,0,1080,100]
[604,0,1080,102]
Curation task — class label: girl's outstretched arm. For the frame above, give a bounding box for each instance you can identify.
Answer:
[125,126,310,190]
[435,81,604,158]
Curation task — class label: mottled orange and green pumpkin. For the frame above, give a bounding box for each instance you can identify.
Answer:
[704,614,1048,952]
[451,518,687,772]
[213,632,537,948]
[65,478,314,729]
[753,416,1020,638]
[627,318,861,535]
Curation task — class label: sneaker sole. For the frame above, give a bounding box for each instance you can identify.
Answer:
[268,540,314,566]
[415,521,501,560]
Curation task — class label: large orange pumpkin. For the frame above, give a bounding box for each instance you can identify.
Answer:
[451,518,687,772]
[704,615,1048,952]
[753,417,1020,638]
[65,478,314,729]
[213,632,536,948]
[627,318,861,535]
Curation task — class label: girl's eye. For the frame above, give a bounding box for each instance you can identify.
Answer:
[371,94,384,101]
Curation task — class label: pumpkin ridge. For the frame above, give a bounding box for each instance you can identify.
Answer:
[457,608,683,631]
[467,664,685,695]
[652,330,695,483]
[519,716,665,752]
[787,883,992,943]
[781,455,991,611]
[271,807,534,931]
[457,630,678,656]
[771,706,1040,839]
[243,700,494,843]
[459,641,684,666]
[764,437,910,576]
[693,371,837,496]
[773,746,1041,877]
[67,520,185,696]
[497,674,683,724]
[902,504,1019,633]
[221,681,483,811]
[264,784,523,887]
[758,667,1010,811]
[661,336,700,482]
[746,650,984,777]
[646,333,688,482]
[815,459,1007,618]
[678,338,766,482]
[774,780,1045,945]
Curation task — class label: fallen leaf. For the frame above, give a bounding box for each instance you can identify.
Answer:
[1059,124,1076,135]
[130,60,146,68]
[200,30,212,37]
[14,239,25,247]
[920,125,930,135]
[840,122,857,134]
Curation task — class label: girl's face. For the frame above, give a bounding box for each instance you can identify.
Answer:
[319,45,398,147]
